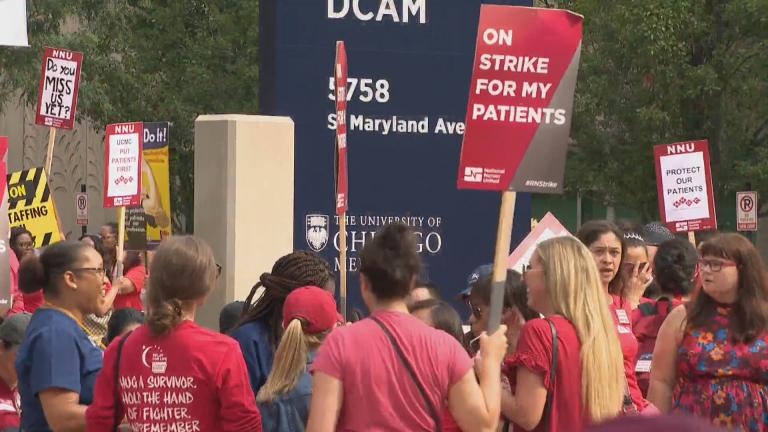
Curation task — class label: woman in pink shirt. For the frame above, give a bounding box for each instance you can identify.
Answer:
[85,236,262,431]
[308,223,508,432]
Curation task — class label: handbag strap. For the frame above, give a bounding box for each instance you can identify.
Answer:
[370,316,441,432]
[542,318,558,431]
[113,330,133,431]
[622,378,638,414]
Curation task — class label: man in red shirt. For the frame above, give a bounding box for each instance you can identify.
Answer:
[0,313,31,431]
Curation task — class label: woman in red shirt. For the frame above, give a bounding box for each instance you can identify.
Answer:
[112,251,146,311]
[631,238,697,396]
[85,236,262,431]
[501,236,625,431]
[577,221,651,413]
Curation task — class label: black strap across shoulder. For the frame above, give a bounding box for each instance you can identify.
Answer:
[370,316,441,432]
[638,301,658,317]
[542,318,558,431]
[113,330,133,431]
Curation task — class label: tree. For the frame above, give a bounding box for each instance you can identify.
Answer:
[4,1,765,227]
[0,0,261,232]
[560,0,768,222]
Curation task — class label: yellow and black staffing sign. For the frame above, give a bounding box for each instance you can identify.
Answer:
[6,167,61,247]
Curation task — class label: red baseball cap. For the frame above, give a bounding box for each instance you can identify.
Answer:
[283,286,339,334]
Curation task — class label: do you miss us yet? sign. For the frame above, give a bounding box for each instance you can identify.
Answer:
[34,47,83,129]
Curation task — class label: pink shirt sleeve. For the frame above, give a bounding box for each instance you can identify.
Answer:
[215,343,263,431]
[311,327,345,380]
[443,334,473,387]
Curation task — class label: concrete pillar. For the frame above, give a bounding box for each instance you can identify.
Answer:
[193,115,294,329]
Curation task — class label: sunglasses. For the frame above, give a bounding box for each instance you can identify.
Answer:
[522,263,544,278]
[467,299,483,319]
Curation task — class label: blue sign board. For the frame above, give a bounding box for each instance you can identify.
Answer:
[260,0,533,312]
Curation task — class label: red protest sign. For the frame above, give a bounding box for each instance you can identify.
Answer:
[0,137,7,205]
[34,47,83,129]
[0,137,8,311]
[334,41,348,214]
[103,122,143,208]
[457,6,582,193]
[653,140,717,233]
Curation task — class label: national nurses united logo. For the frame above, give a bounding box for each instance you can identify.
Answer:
[306,214,330,252]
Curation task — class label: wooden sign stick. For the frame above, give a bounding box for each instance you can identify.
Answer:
[487,190,517,333]
[115,206,127,279]
[339,214,348,321]
[44,127,56,176]
[43,128,66,240]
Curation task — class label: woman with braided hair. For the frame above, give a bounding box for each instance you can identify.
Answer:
[230,250,336,394]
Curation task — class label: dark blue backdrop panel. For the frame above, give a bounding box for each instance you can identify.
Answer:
[260,0,533,314]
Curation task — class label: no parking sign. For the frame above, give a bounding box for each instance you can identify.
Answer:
[75,192,87,225]
[737,191,758,232]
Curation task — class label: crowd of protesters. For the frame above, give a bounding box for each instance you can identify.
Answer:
[0,218,764,431]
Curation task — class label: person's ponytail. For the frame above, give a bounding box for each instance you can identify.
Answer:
[146,297,183,336]
[18,255,46,294]
[256,319,308,403]
[146,236,218,336]
[18,241,88,296]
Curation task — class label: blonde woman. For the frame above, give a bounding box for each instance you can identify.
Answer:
[257,286,339,431]
[501,236,625,431]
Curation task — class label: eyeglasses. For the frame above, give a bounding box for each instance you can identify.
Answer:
[216,263,222,278]
[698,259,737,273]
[71,267,106,278]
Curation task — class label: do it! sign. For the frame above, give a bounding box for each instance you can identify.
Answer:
[653,140,717,233]
[104,122,143,208]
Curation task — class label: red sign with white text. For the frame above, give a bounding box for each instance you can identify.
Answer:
[0,137,9,310]
[34,47,83,129]
[334,41,348,214]
[653,140,717,233]
[103,122,143,208]
[457,6,582,193]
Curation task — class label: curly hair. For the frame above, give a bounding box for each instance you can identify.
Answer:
[239,251,334,348]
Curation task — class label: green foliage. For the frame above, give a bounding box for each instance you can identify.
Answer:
[3,1,766,226]
[562,0,768,220]
[0,0,261,232]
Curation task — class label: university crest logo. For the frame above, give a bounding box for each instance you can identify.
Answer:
[306,214,330,252]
